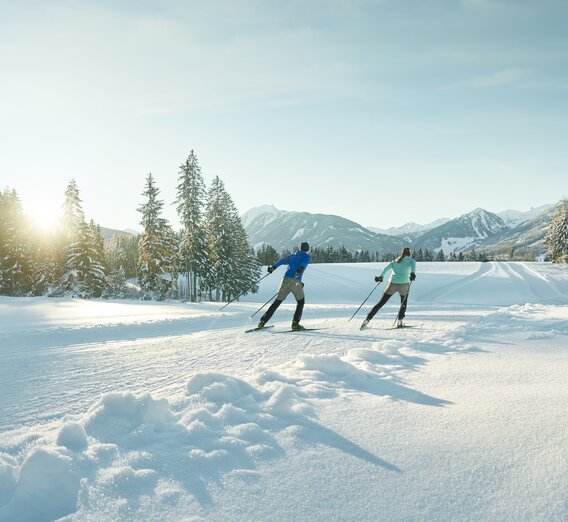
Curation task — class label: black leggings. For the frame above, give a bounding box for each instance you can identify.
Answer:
[261,298,305,324]
[366,292,408,321]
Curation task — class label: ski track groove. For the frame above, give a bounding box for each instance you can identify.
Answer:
[417,262,492,302]
[508,262,566,302]
[0,314,449,434]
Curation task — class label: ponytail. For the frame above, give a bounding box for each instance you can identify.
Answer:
[396,247,412,263]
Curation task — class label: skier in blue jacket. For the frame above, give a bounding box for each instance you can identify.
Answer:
[258,242,311,331]
[360,247,416,329]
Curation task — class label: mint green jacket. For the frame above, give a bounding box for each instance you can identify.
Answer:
[380,256,417,284]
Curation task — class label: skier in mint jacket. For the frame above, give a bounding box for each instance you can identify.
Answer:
[258,242,311,331]
[360,247,416,329]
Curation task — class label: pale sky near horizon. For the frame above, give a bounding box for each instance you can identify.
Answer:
[1,0,566,232]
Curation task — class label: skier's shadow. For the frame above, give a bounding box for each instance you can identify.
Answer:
[291,417,402,473]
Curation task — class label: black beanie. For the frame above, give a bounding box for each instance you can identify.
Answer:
[301,242,310,252]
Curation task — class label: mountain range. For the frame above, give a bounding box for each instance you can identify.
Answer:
[242,203,554,257]
[242,205,405,255]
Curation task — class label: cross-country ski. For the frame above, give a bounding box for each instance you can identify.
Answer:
[245,325,275,333]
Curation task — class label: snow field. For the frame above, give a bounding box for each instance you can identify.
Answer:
[0,262,567,520]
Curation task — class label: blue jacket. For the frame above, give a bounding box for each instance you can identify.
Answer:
[274,251,311,281]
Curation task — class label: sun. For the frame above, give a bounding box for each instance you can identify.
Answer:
[26,203,63,234]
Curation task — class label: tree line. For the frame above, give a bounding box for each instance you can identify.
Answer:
[2,174,566,299]
[544,198,568,264]
[0,151,260,301]
[255,243,489,265]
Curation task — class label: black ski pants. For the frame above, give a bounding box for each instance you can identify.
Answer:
[366,292,408,321]
[261,298,305,324]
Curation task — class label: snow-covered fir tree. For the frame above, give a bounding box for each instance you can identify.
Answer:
[62,220,107,298]
[176,151,208,301]
[84,220,108,297]
[137,173,177,300]
[32,256,57,295]
[60,179,85,277]
[105,234,138,298]
[59,182,108,297]
[105,265,130,298]
[106,233,138,279]
[203,176,260,302]
[435,249,446,262]
[256,244,279,266]
[545,198,568,263]
[59,179,86,293]
[0,188,33,295]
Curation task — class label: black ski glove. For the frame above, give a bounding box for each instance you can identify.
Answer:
[295,267,304,277]
[410,272,416,281]
[267,265,276,274]
[375,275,383,283]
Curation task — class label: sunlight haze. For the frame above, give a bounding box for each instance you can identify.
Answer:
[1,0,566,231]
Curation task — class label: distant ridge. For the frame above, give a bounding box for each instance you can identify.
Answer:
[100,227,136,243]
[242,202,555,257]
[242,206,405,254]
[368,217,450,240]
[412,208,509,253]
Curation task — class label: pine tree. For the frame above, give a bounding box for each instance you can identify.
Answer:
[59,181,108,297]
[137,174,176,299]
[256,244,279,266]
[106,265,129,298]
[0,189,33,295]
[203,176,260,301]
[84,220,108,297]
[413,248,424,262]
[61,220,107,298]
[105,236,138,298]
[176,151,208,301]
[544,198,568,264]
[58,180,85,294]
[106,233,139,279]
[435,249,446,262]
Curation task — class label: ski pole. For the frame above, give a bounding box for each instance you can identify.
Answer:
[250,276,299,318]
[218,272,272,311]
[393,280,414,326]
[348,281,381,322]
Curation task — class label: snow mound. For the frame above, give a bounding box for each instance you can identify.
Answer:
[57,422,89,452]
[0,332,461,520]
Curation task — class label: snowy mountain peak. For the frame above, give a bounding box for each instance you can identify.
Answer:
[368,217,451,239]
[241,204,283,228]
[414,208,509,253]
[496,204,553,228]
[243,205,404,254]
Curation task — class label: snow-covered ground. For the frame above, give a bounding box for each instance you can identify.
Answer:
[1,262,567,521]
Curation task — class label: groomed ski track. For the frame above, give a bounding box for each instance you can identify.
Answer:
[1,261,567,434]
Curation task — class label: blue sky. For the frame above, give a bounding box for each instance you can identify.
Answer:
[1,0,566,231]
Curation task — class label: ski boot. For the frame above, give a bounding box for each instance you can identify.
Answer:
[291,321,306,331]
[360,319,369,330]
[257,320,267,329]
[396,319,404,328]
